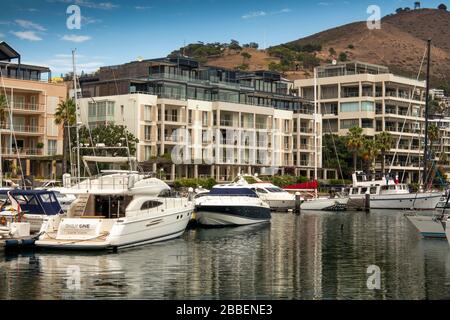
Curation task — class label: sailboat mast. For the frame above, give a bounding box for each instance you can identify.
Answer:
[314,67,318,181]
[423,39,431,186]
[72,50,81,181]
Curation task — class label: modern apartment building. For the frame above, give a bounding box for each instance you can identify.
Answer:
[78,57,328,181]
[0,42,65,179]
[295,61,427,182]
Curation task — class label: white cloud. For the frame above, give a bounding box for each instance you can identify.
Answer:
[242,8,292,19]
[11,31,42,41]
[242,11,267,19]
[134,6,152,10]
[318,2,331,6]
[81,16,102,25]
[47,0,119,10]
[61,34,92,42]
[0,33,4,38]
[15,19,46,31]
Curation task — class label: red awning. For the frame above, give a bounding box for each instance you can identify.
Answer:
[284,180,319,190]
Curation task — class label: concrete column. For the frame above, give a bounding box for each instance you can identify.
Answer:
[248,166,251,175]
[12,159,17,176]
[323,169,328,180]
[216,165,220,182]
[160,104,165,155]
[171,164,175,181]
[194,164,198,179]
[25,159,31,176]
[210,165,215,178]
[51,160,57,179]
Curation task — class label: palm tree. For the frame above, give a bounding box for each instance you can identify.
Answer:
[362,138,379,173]
[375,132,393,174]
[54,98,76,174]
[0,95,9,128]
[427,123,440,161]
[346,126,364,172]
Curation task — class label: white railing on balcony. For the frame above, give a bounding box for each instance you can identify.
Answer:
[12,103,45,112]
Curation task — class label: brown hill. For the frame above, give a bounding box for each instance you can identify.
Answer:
[204,8,450,87]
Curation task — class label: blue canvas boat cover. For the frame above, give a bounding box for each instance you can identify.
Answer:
[2,190,62,215]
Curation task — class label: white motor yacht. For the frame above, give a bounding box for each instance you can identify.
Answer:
[36,157,194,251]
[346,172,441,210]
[195,182,271,226]
[235,174,297,211]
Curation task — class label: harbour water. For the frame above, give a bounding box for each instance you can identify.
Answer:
[1,211,450,300]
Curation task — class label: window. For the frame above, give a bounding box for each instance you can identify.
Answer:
[144,106,151,121]
[144,126,151,141]
[140,200,163,210]
[48,140,57,155]
[340,119,359,129]
[361,119,373,128]
[256,188,268,194]
[340,102,359,112]
[361,101,374,112]
[144,146,152,161]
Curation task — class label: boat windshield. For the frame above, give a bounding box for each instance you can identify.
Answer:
[265,187,286,193]
[209,188,258,197]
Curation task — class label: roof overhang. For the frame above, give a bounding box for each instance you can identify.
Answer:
[0,41,20,61]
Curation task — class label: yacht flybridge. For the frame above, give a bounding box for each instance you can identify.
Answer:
[36,156,194,250]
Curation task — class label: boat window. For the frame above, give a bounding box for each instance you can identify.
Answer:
[141,200,163,210]
[158,189,172,198]
[389,186,396,190]
[361,188,367,194]
[370,187,377,194]
[266,187,285,193]
[40,193,57,203]
[256,188,268,194]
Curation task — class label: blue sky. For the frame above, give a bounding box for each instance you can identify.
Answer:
[0,0,446,75]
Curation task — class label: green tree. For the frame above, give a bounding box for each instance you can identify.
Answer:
[76,124,139,157]
[0,95,9,128]
[346,126,364,172]
[322,133,353,178]
[428,123,440,160]
[54,98,76,174]
[375,132,394,174]
[362,138,379,173]
[328,47,336,56]
[339,52,348,62]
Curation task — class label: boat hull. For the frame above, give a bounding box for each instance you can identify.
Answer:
[300,198,348,211]
[195,205,271,226]
[36,208,193,251]
[370,192,442,210]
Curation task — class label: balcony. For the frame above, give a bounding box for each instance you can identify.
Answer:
[0,148,44,157]
[219,119,238,127]
[12,103,45,113]
[164,114,181,123]
[255,122,267,129]
[2,124,44,135]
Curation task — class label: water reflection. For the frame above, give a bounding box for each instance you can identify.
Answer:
[1,211,450,300]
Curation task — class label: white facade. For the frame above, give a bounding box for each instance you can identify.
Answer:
[79,93,323,180]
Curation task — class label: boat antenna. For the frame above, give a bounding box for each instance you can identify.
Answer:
[72,49,81,182]
[423,39,432,187]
